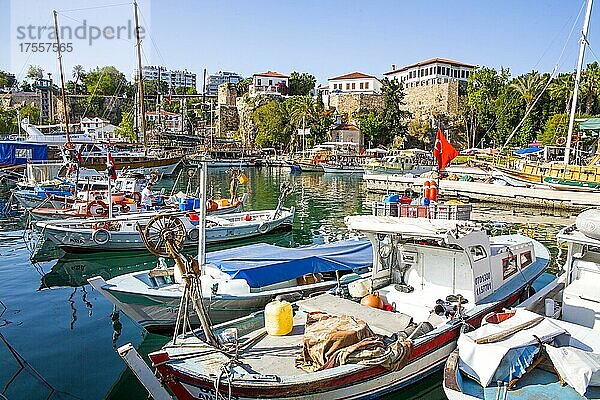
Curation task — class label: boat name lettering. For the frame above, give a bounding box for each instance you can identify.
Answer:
[474,272,490,285]
[476,282,492,296]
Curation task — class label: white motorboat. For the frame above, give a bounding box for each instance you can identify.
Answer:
[123,216,550,400]
[88,239,372,331]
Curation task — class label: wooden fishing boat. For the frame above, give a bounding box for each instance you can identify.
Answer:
[37,207,294,253]
[128,217,549,399]
[443,310,600,400]
[321,162,364,174]
[364,149,436,175]
[88,239,372,332]
[543,176,600,191]
[443,206,600,400]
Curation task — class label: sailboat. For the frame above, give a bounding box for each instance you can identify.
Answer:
[487,0,600,191]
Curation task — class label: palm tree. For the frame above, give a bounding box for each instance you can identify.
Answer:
[580,62,600,114]
[549,73,574,112]
[509,71,544,107]
[72,65,85,95]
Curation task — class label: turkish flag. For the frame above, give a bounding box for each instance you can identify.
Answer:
[433,128,458,171]
[106,151,117,180]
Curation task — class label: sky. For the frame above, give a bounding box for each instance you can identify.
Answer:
[0,0,598,87]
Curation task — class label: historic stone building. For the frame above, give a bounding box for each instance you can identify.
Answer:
[383,58,475,117]
[328,92,384,118]
[216,83,240,137]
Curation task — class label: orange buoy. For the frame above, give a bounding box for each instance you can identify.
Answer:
[429,181,438,201]
[244,213,252,221]
[423,180,431,200]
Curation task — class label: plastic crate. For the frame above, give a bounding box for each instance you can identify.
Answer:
[372,202,400,217]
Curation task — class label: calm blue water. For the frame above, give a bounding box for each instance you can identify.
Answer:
[0,167,573,400]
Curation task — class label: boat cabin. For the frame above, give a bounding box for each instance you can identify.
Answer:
[345,216,538,323]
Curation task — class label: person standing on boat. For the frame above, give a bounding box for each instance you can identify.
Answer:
[141,183,154,211]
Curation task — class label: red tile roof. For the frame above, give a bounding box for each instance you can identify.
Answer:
[383,58,476,75]
[329,72,376,81]
[318,85,330,90]
[254,71,289,78]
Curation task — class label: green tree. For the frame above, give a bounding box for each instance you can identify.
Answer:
[465,66,509,147]
[71,65,85,95]
[288,72,316,96]
[236,77,252,96]
[84,66,127,95]
[26,65,44,81]
[0,71,16,89]
[357,112,386,147]
[549,73,574,113]
[580,61,600,115]
[253,100,291,148]
[380,77,411,146]
[114,111,136,142]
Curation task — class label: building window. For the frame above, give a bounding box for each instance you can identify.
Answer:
[269,79,273,85]
[346,83,350,90]
[352,82,355,89]
[365,82,369,89]
[360,82,364,89]
[461,70,465,79]
[257,79,262,86]
[466,71,470,78]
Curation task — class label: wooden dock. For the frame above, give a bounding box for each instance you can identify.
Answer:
[363,174,600,210]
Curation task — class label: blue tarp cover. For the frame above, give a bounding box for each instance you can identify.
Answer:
[514,147,543,156]
[206,239,372,288]
[0,141,48,165]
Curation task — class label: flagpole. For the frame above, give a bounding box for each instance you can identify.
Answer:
[107,151,113,220]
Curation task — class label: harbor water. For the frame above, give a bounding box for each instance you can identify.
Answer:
[0,167,572,400]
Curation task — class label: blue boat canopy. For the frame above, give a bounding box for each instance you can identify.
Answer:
[0,141,48,165]
[206,240,372,288]
[513,147,543,156]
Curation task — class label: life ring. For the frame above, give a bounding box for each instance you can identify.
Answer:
[188,227,199,241]
[149,171,160,184]
[555,136,566,146]
[64,142,75,150]
[572,134,580,143]
[130,192,142,204]
[87,200,108,216]
[91,228,111,245]
[187,169,197,178]
[257,222,269,234]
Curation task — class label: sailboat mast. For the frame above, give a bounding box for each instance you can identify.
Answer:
[52,11,71,144]
[564,0,594,164]
[134,1,148,155]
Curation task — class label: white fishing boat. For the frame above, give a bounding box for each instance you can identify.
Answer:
[88,239,372,332]
[364,149,436,175]
[37,207,294,253]
[321,162,365,174]
[124,216,549,400]
[443,205,600,400]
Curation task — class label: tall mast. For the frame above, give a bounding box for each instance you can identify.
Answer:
[564,0,594,164]
[134,0,148,155]
[53,11,71,144]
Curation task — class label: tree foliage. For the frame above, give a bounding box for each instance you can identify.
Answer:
[0,71,16,89]
[289,72,316,96]
[380,77,411,146]
[115,111,136,142]
[357,112,385,147]
[84,66,127,95]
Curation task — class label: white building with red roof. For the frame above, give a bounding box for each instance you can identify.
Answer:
[250,71,289,96]
[328,72,381,94]
[383,58,475,88]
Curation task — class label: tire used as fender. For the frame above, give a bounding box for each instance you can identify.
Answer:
[91,228,111,245]
[257,222,269,234]
[188,227,199,241]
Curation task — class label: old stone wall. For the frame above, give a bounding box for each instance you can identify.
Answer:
[329,93,383,119]
[218,83,238,106]
[216,104,239,136]
[403,79,462,117]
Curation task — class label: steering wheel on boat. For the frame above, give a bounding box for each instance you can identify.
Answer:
[139,215,186,257]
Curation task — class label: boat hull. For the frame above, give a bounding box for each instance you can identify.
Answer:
[39,209,294,253]
[150,263,547,400]
[321,164,365,174]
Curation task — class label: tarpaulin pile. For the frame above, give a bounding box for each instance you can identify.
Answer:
[295,312,412,372]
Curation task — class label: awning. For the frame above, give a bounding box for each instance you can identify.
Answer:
[579,118,600,133]
[514,147,543,156]
[206,239,372,288]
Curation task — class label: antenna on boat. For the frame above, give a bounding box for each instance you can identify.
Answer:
[133,0,148,156]
[52,10,71,146]
[564,0,594,164]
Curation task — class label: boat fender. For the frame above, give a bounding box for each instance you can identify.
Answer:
[87,200,108,216]
[257,222,269,234]
[92,228,111,245]
[188,227,199,241]
[275,292,303,303]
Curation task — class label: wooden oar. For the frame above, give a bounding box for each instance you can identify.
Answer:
[475,316,544,344]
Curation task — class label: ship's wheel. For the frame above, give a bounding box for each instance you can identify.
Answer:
[138,215,186,257]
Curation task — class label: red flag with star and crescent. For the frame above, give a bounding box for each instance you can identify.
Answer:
[433,128,458,171]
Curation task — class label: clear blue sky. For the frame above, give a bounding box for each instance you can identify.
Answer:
[1,0,598,87]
